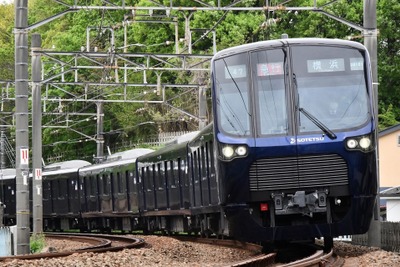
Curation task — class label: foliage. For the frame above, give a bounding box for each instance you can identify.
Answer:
[1,0,400,163]
[30,233,46,254]
[377,0,400,123]
[0,3,14,80]
[379,103,399,131]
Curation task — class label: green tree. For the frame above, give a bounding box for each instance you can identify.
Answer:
[0,3,14,80]
[377,0,400,123]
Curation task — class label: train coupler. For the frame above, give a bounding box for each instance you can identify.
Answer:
[272,190,328,216]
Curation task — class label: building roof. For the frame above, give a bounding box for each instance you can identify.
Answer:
[379,123,400,137]
[381,186,400,195]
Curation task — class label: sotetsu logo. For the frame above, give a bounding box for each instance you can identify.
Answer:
[290,137,325,144]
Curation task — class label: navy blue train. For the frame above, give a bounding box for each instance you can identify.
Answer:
[0,38,377,250]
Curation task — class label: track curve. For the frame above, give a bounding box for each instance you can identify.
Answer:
[0,233,145,262]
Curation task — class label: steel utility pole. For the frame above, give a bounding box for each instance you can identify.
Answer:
[0,131,5,169]
[14,0,30,255]
[364,0,381,248]
[96,102,104,162]
[32,33,43,234]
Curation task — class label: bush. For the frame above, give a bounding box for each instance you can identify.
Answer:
[30,233,46,254]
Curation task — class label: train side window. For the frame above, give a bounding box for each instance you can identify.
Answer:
[84,177,90,196]
[140,167,145,188]
[96,175,100,195]
[43,181,50,200]
[103,175,110,196]
[58,179,65,199]
[146,166,151,191]
[91,176,97,196]
[181,158,189,186]
[157,163,164,190]
[398,135,400,146]
[117,172,123,193]
[126,170,131,192]
[169,161,176,187]
[200,146,207,180]
[193,151,199,183]
[209,142,216,176]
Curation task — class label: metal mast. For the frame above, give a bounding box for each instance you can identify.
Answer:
[32,33,43,234]
[14,0,30,255]
[364,0,381,248]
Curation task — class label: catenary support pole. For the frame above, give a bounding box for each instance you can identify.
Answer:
[14,0,30,255]
[364,0,381,248]
[96,102,104,162]
[32,33,43,234]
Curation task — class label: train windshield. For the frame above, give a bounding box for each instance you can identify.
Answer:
[214,44,370,137]
[291,46,369,134]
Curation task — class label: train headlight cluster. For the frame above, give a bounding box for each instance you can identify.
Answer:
[345,134,374,152]
[220,144,249,160]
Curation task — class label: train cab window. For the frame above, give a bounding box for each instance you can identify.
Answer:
[214,53,251,136]
[251,49,288,136]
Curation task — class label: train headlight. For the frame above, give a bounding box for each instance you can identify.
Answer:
[236,146,247,156]
[345,134,374,152]
[222,146,235,159]
[346,139,358,149]
[220,144,249,161]
[359,137,371,149]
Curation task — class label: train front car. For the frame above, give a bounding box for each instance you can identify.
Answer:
[211,38,378,246]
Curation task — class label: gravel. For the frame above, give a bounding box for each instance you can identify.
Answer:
[1,235,259,267]
[334,241,400,267]
[2,236,400,266]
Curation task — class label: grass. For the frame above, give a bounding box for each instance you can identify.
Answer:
[30,233,46,254]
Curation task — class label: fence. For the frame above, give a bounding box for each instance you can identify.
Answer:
[0,227,13,256]
[351,222,400,253]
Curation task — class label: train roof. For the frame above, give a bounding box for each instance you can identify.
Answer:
[0,168,16,179]
[165,131,200,146]
[105,148,155,162]
[137,132,200,162]
[79,148,154,172]
[212,38,367,60]
[43,160,92,175]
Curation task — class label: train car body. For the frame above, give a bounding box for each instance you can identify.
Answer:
[211,38,378,243]
[0,169,16,225]
[78,148,153,232]
[135,128,230,236]
[42,160,91,230]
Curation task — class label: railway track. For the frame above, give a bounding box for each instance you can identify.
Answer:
[173,236,341,267]
[0,233,341,266]
[0,233,145,262]
[277,248,342,267]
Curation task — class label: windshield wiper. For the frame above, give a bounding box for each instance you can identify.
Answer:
[299,107,337,140]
